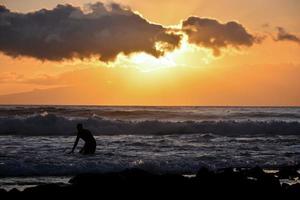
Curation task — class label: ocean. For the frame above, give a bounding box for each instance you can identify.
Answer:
[0,106,300,190]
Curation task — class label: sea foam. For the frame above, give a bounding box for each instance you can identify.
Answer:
[0,113,300,136]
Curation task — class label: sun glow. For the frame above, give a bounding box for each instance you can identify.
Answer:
[56,33,215,73]
[108,33,215,72]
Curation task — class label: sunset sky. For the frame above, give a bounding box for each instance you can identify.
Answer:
[0,0,299,105]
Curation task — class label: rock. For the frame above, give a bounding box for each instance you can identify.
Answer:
[196,167,214,180]
[286,183,300,195]
[2,167,300,197]
[281,183,290,191]
[256,173,281,194]
[277,166,299,179]
[23,183,65,194]
[241,167,282,195]
[0,188,7,194]
[243,166,266,178]
[9,188,20,194]
[70,168,188,194]
[69,168,153,185]
[118,168,154,177]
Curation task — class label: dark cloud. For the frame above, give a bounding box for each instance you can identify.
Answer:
[0,5,9,13]
[275,27,300,44]
[0,2,181,62]
[0,2,263,62]
[182,17,259,56]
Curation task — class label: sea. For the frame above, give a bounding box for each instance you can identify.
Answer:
[0,105,300,190]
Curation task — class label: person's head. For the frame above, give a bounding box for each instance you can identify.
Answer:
[77,123,83,131]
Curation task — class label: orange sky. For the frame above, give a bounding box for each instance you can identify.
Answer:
[0,0,300,106]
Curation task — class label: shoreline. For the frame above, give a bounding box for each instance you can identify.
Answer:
[1,166,300,197]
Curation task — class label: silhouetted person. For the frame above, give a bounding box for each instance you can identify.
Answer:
[69,124,96,155]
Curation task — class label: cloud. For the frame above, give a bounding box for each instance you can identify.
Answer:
[261,23,270,28]
[0,2,181,62]
[181,17,260,56]
[0,2,262,62]
[0,72,24,83]
[275,27,300,45]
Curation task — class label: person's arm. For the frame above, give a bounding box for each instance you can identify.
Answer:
[69,135,79,153]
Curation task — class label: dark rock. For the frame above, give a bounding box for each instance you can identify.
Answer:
[118,168,154,177]
[0,188,7,194]
[277,166,299,179]
[23,183,69,195]
[196,167,214,180]
[256,173,281,194]
[9,188,20,194]
[286,183,300,195]
[69,168,153,185]
[243,166,266,178]
[69,168,189,195]
[281,183,290,191]
[2,167,300,197]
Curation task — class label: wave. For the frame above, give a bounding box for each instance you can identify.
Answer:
[1,113,300,136]
[1,106,300,121]
[228,111,300,119]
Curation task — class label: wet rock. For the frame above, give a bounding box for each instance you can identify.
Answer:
[196,167,214,180]
[0,188,7,194]
[281,183,290,191]
[277,166,299,179]
[256,173,281,195]
[243,166,266,178]
[24,184,62,194]
[1,167,300,197]
[9,188,20,194]
[286,183,300,195]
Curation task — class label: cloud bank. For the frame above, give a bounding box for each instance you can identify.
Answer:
[0,2,261,62]
[0,3,180,62]
[275,27,300,45]
[182,17,259,56]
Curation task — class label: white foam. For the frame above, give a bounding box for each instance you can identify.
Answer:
[0,134,299,176]
[0,113,300,136]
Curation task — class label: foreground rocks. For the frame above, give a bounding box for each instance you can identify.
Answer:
[1,167,300,198]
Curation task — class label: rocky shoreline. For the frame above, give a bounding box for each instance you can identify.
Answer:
[1,166,300,197]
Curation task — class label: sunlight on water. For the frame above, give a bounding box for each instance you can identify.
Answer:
[0,134,300,177]
[0,106,299,177]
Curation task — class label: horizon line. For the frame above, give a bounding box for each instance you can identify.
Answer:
[0,103,299,108]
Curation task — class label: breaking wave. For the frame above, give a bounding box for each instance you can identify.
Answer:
[1,113,300,136]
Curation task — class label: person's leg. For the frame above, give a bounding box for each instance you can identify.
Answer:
[79,147,84,154]
[83,143,96,155]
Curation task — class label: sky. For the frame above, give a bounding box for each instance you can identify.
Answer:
[0,0,299,106]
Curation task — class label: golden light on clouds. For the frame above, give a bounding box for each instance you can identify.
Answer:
[0,1,299,105]
[106,33,215,72]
